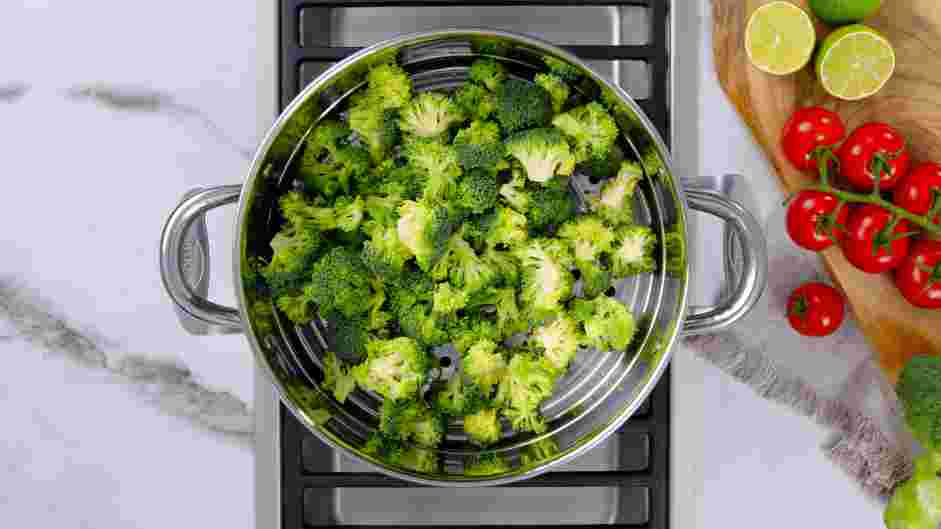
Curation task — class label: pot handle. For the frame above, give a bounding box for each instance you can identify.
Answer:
[681,189,767,335]
[160,185,244,335]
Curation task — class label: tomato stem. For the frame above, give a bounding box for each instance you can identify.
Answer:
[870,154,893,194]
[808,184,941,235]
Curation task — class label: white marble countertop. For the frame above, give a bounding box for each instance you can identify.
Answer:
[0,1,883,528]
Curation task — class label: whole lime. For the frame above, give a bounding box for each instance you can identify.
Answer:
[808,0,882,25]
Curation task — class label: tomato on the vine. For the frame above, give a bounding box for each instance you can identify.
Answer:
[842,205,914,273]
[781,107,846,171]
[786,190,849,251]
[787,282,846,337]
[837,122,910,192]
[893,162,941,225]
[894,239,941,309]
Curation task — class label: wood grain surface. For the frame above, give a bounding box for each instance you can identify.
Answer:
[711,0,941,382]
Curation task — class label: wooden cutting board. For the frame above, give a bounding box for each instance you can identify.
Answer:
[711,0,941,382]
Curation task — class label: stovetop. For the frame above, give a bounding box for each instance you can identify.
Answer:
[267,1,677,527]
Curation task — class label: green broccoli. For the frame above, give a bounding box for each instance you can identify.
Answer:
[378,164,425,202]
[435,375,487,416]
[896,355,941,450]
[332,313,369,358]
[398,91,464,139]
[348,101,399,163]
[664,226,686,277]
[534,73,570,114]
[304,247,371,319]
[261,198,324,296]
[531,315,580,372]
[277,190,365,233]
[468,58,507,91]
[572,295,636,352]
[552,102,619,163]
[583,143,625,180]
[351,336,428,401]
[399,446,439,473]
[514,238,575,322]
[321,351,356,403]
[559,215,616,297]
[387,265,434,314]
[297,121,370,198]
[453,120,506,172]
[453,83,496,121]
[360,220,412,280]
[591,161,643,226]
[495,79,552,133]
[397,199,453,273]
[478,286,525,336]
[482,247,521,288]
[450,314,504,355]
[506,128,575,184]
[398,302,449,347]
[520,437,560,466]
[498,170,530,213]
[365,64,412,109]
[496,353,556,433]
[464,453,510,476]
[403,138,462,201]
[884,450,941,529]
[432,282,468,319]
[379,398,445,448]
[454,168,500,214]
[543,56,581,82]
[464,407,502,446]
[526,181,576,234]
[462,339,507,393]
[275,290,317,325]
[439,233,499,293]
[366,278,393,332]
[482,207,529,249]
[363,433,440,473]
[611,225,657,277]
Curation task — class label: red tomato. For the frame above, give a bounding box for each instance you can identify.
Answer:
[781,107,846,172]
[894,239,941,309]
[787,282,846,337]
[837,122,910,191]
[893,162,941,224]
[786,190,850,251]
[842,205,914,273]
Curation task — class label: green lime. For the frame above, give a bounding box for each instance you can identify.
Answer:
[745,2,817,75]
[816,24,895,100]
[808,0,881,25]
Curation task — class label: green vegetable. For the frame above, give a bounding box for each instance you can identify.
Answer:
[884,450,941,529]
[531,315,580,372]
[462,339,507,393]
[506,128,576,184]
[351,336,428,401]
[534,73,571,114]
[897,355,941,451]
[495,79,552,133]
[515,238,575,323]
[543,56,581,82]
[468,58,507,92]
[379,398,445,448]
[305,246,371,319]
[453,120,507,172]
[453,83,496,121]
[611,225,657,277]
[322,351,356,403]
[465,453,510,476]
[399,91,464,139]
[552,102,619,163]
[396,199,454,273]
[572,295,637,351]
[403,138,462,201]
[559,215,616,297]
[592,161,643,226]
[464,407,502,446]
[496,353,556,433]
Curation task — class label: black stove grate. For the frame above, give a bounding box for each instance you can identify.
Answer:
[278,1,671,527]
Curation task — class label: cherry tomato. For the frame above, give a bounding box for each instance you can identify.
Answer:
[787,282,846,337]
[894,239,941,309]
[837,122,910,192]
[781,107,846,172]
[842,205,914,274]
[893,162,941,225]
[786,190,850,251]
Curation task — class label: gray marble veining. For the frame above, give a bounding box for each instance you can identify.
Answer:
[0,83,30,103]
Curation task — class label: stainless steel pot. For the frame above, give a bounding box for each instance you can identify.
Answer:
[159,29,767,486]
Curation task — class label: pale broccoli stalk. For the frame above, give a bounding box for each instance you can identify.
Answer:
[351,337,428,401]
[572,295,637,352]
[379,398,445,448]
[462,339,507,393]
[403,138,462,201]
[396,200,453,273]
[506,128,576,184]
[514,238,575,322]
[592,161,643,226]
[464,407,502,446]
[534,73,570,113]
[531,315,580,372]
[611,225,657,277]
[465,453,510,476]
[552,102,619,163]
[398,91,464,139]
[322,351,356,403]
[496,353,557,433]
[559,215,616,297]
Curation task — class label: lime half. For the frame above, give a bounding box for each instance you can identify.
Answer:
[745,2,816,76]
[816,24,895,101]
[808,0,882,25]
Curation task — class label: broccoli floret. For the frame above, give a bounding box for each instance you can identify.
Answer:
[572,295,636,352]
[366,278,393,332]
[611,225,656,277]
[495,79,552,133]
[498,171,530,213]
[399,446,439,473]
[464,407,502,446]
[506,128,575,184]
[884,450,941,529]
[348,101,400,162]
[543,56,581,82]
[432,282,468,319]
[361,220,412,280]
[275,290,317,324]
[439,233,499,293]
[398,91,464,139]
[462,339,507,392]
[377,164,425,202]
[388,265,434,314]
[298,124,371,197]
[464,453,510,476]
[435,375,487,416]
[468,58,507,92]
[477,286,525,336]
[559,215,616,297]
[332,313,369,358]
[896,355,941,450]
[531,315,580,372]
[583,143,625,180]
[321,351,356,403]
[482,247,521,288]
[365,64,412,109]
[364,431,403,461]
[403,138,462,201]
[305,247,371,319]
[514,238,575,322]
[262,204,323,295]
[277,192,364,233]
[364,432,439,472]
[591,161,643,226]
[398,302,449,347]
[482,207,529,250]
[397,200,453,273]
[496,353,556,433]
[453,83,496,121]
[379,398,445,448]
[450,314,503,355]
[664,227,686,277]
[454,168,500,214]
[534,73,570,113]
[526,181,576,234]
[552,102,619,163]
[453,120,506,172]
[520,437,560,466]
[351,337,428,401]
